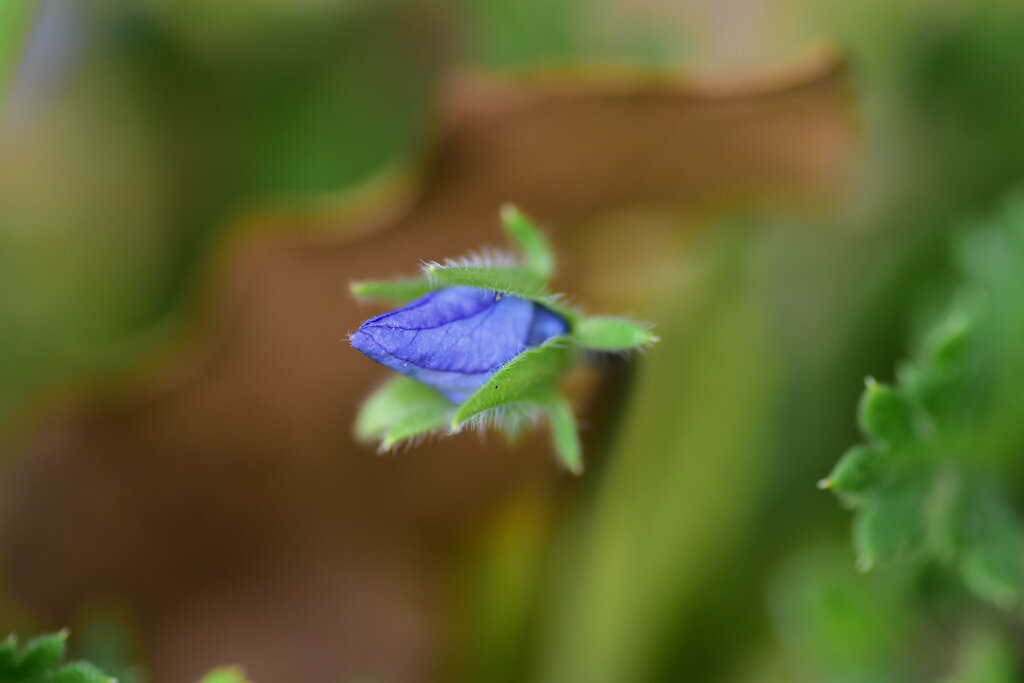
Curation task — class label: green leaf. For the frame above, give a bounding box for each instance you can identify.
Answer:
[18,631,67,673]
[424,264,549,299]
[198,667,254,683]
[452,340,574,427]
[355,376,453,446]
[0,636,17,671]
[825,193,1024,606]
[819,445,885,496]
[571,316,658,350]
[540,391,583,474]
[500,204,555,279]
[924,309,970,370]
[350,276,436,304]
[857,378,916,447]
[851,468,929,569]
[955,481,1024,608]
[0,631,114,683]
[47,661,115,683]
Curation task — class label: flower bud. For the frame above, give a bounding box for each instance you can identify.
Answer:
[350,286,568,402]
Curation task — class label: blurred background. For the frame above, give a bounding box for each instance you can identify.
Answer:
[2,0,1024,681]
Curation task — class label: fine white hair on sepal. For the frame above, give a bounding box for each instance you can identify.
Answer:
[461,403,545,436]
[421,247,519,273]
[538,291,578,311]
[376,427,451,454]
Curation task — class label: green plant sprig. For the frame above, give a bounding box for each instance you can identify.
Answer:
[350,205,658,473]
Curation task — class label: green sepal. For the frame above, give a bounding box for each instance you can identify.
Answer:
[424,264,550,299]
[355,376,454,448]
[452,340,574,428]
[500,203,555,279]
[539,391,583,474]
[571,315,658,350]
[350,276,436,304]
[380,407,454,450]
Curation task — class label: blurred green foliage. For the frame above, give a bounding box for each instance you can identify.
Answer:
[825,196,1024,608]
[0,0,687,424]
[0,631,113,683]
[0,0,34,102]
[0,1,441,421]
[0,629,255,683]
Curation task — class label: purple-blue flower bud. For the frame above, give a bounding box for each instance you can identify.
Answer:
[350,286,569,403]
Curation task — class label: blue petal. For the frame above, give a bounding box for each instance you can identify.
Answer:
[526,305,569,346]
[351,286,568,402]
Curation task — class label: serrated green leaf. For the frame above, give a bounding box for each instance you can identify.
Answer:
[0,631,114,683]
[820,445,885,496]
[826,194,1024,606]
[424,264,549,299]
[452,340,574,427]
[924,310,971,370]
[47,661,116,683]
[198,666,254,683]
[350,276,436,304]
[0,634,20,672]
[18,630,67,673]
[852,482,928,570]
[540,392,582,474]
[900,363,961,430]
[500,204,555,279]
[858,379,916,446]
[571,316,658,350]
[355,376,453,444]
[954,483,1024,608]
[960,547,1024,609]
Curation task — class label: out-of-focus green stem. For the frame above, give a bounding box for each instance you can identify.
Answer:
[0,0,37,108]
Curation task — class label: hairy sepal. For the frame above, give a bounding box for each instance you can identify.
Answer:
[350,276,437,304]
[572,315,659,350]
[452,339,574,428]
[355,376,454,448]
[500,203,555,280]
